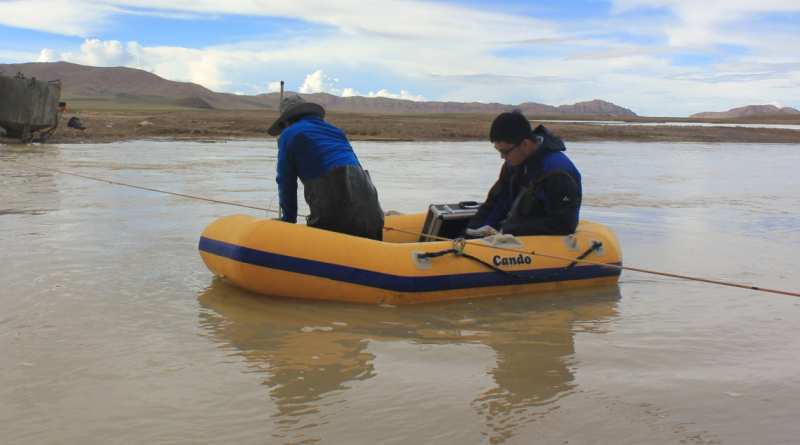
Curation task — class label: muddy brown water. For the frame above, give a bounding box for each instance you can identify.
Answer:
[2,140,799,444]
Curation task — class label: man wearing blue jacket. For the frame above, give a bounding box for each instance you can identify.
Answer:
[464,110,582,236]
[267,96,384,240]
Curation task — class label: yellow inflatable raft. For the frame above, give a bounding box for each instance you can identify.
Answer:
[199,207,623,304]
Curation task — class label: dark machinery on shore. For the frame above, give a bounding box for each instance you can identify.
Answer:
[0,71,67,142]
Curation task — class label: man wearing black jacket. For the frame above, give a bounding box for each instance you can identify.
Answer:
[464,110,582,236]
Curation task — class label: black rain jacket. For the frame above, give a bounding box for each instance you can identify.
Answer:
[465,125,582,236]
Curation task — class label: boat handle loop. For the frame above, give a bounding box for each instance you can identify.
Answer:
[452,237,467,256]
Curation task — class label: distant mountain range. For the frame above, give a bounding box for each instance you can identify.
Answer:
[1,61,795,118]
[0,62,636,116]
[689,104,800,119]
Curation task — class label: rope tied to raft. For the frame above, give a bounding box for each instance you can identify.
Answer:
[417,239,603,281]
[8,160,800,298]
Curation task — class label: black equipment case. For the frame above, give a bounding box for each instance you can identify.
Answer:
[419,201,480,242]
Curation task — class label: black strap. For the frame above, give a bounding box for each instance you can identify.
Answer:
[417,241,603,282]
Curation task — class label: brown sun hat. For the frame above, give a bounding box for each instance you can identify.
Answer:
[267,95,326,136]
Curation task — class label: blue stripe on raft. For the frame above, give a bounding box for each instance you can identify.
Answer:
[199,236,621,293]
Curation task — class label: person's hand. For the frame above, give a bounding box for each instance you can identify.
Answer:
[465,225,498,237]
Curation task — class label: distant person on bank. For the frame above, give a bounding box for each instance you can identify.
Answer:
[464,110,582,237]
[268,96,384,240]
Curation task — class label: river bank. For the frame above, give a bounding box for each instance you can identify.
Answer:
[3,109,800,144]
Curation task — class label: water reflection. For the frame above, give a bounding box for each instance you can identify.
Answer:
[198,282,621,443]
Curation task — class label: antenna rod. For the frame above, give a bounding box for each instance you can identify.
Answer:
[277,80,284,220]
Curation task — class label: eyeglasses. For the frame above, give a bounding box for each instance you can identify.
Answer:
[497,141,521,157]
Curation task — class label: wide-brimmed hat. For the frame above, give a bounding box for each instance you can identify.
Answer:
[267,95,326,136]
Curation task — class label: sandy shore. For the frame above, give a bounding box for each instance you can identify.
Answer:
[3,109,800,144]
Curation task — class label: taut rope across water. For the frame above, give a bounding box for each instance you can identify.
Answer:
[8,160,799,298]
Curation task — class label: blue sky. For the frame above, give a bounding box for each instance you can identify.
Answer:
[1,0,799,117]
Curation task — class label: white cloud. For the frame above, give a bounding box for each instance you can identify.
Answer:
[610,0,800,48]
[3,1,800,115]
[37,49,59,62]
[0,1,122,37]
[1,0,543,42]
[299,69,427,101]
[44,39,232,90]
[63,39,136,66]
[299,70,338,94]
[367,89,426,101]
[341,88,359,97]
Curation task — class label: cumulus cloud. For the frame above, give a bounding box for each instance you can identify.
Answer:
[36,39,234,91]
[299,70,339,94]
[33,41,428,102]
[46,39,136,67]
[37,49,59,62]
[62,39,137,66]
[299,69,426,101]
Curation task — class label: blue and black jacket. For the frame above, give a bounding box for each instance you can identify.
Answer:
[276,115,383,240]
[466,125,582,236]
[276,115,362,223]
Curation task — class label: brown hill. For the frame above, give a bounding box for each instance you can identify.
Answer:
[690,104,800,119]
[256,92,637,116]
[2,61,636,116]
[0,61,260,110]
